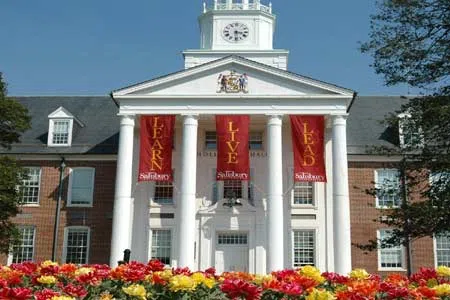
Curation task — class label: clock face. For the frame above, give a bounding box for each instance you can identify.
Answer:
[222,22,249,42]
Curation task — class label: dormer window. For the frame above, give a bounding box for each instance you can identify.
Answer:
[51,120,71,145]
[47,107,83,147]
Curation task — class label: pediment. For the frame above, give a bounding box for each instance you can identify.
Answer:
[113,56,354,98]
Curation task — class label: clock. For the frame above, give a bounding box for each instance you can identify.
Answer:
[222,22,249,42]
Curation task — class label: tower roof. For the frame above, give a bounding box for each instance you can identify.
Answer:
[203,0,272,14]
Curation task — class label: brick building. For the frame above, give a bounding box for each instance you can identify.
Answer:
[1,0,448,274]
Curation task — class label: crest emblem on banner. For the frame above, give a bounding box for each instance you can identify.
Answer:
[216,71,249,93]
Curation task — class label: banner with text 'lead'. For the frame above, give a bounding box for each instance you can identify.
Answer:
[216,115,250,181]
[290,115,326,182]
[138,115,175,182]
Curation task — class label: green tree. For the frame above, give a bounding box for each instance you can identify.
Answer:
[0,73,31,255]
[359,0,450,273]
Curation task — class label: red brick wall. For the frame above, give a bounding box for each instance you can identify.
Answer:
[0,160,116,265]
[348,161,435,274]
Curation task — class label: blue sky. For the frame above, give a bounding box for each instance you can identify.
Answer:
[1,0,415,96]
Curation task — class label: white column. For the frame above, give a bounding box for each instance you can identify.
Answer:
[110,115,135,266]
[266,114,284,272]
[243,0,249,9]
[332,114,352,274]
[177,115,199,269]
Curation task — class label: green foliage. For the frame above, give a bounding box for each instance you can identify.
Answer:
[0,73,31,149]
[361,0,449,94]
[0,73,31,255]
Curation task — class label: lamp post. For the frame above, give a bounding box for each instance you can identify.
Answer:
[52,158,66,262]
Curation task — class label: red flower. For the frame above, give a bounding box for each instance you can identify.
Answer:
[415,286,437,299]
[221,278,262,300]
[147,259,165,272]
[10,262,37,275]
[204,267,216,277]
[9,287,33,300]
[386,287,410,299]
[172,267,192,276]
[34,288,59,300]
[278,282,303,296]
[39,265,59,276]
[322,271,349,284]
[63,283,88,298]
[411,267,437,283]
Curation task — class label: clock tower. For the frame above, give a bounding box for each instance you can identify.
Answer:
[183,0,289,70]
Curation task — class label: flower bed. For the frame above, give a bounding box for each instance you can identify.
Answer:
[1,260,449,299]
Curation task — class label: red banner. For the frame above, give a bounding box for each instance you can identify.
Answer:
[138,115,175,182]
[290,116,326,182]
[216,115,250,181]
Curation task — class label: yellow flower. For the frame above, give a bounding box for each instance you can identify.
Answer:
[433,283,450,296]
[254,274,274,285]
[300,265,325,284]
[349,268,370,280]
[99,292,114,300]
[306,288,336,300]
[122,284,147,300]
[169,274,197,292]
[437,265,450,277]
[75,267,93,276]
[37,275,57,284]
[159,269,173,280]
[51,297,75,300]
[191,272,216,289]
[41,260,59,267]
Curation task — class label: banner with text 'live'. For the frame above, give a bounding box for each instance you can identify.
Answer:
[290,115,326,182]
[138,115,175,182]
[216,115,250,181]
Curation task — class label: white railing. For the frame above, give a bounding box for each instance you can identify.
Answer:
[208,1,272,13]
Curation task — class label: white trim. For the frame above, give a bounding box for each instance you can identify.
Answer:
[67,167,95,207]
[113,56,354,97]
[377,229,406,271]
[10,155,118,161]
[21,167,42,206]
[434,233,450,267]
[7,226,36,265]
[62,226,91,264]
[291,228,318,268]
[48,118,73,147]
[374,169,401,209]
[148,227,174,266]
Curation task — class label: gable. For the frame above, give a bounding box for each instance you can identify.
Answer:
[113,56,354,98]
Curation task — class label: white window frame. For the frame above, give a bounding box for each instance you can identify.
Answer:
[434,233,450,267]
[67,167,95,207]
[377,229,405,271]
[398,113,423,149]
[289,168,316,207]
[292,182,315,206]
[21,167,41,206]
[48,118,73,147]
[292,229,316,268]
[249,131,263,150]
[374,169,401,208]
[152,181,174,206]
[205,131,217,150]
[150,228,173,266]
[63,226,90,264]
[8,226,36,264]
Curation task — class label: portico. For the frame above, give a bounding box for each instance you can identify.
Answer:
[109,1,355,274]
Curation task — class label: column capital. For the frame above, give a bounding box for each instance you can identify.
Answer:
[119,114,135,126]
[181,114,199,125]
[331,114,348,126]
[266,114,283,126]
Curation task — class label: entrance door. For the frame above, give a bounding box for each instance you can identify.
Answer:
[215,232,249,273]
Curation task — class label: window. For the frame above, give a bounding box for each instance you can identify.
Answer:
[68,168,95,206]
[249,132,263,150]
[51,120,70,145]
[9,226,35,264]
[217,233,248,245]
[151,229,171,265]
[375,169,401,208]
[205,131,217,150]
[21,167,41,205]
[293,182,313,205]
[224,180,242,199]
[378,229,403,269]
[153,181,174,205]
[436,234,450,267]
[399,114,423,149]
[212,168,218,202]
[293,230,315,267]
[63,227,90,264]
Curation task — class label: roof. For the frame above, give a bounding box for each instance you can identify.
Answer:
[2,95,406,156]
[1,96,119,155]
[347,96,407,154]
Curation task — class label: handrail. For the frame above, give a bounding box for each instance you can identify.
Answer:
[205,1,272,13]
